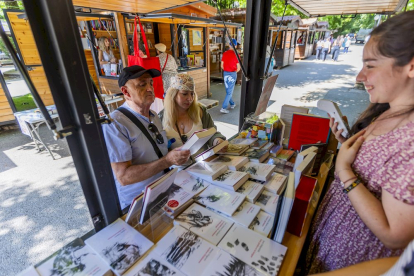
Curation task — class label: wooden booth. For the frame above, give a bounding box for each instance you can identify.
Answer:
[312,21,330,55]
[269,15,302,68]
[294,18,317,60]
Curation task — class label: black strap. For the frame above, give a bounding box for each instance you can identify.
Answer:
[175,122,186,144]
[117,107,170,173]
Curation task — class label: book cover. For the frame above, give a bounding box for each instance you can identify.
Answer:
[85,219,153,275]
[180,127,216,155]
[140,169,178,224]
[287,113,331,151]
[250,140,269,150]
[300,143,328,176]
[217,144,249,156]
[262,142,274,151]
[269,145,283,157]
[201,249,265,276]
[174,170,210,195]
[238,162,275,182]
[255,191,280,216]
[195,140,229,161]
[242,149,269,163]
[211,170,249,191]
[274,172,295,243]
[294,151,317,188]
[195,186,245,217]
[275,119,286,147]
[207,155,249,171]
[174,203,233,245]
[287,176,318,237]
[293,146,318,171]
[218,225,287,276]
[229,138,258,146]
[263,173,288,195]
[236,179,265,203]
[266,158,294,176]
[36,238,113,276]
[275,150,295,161]
[229,201,261,227]
[186,162,228,181]
[154,226,217,276]
[280,105,309,140]
[164,199,194,219]
[249,211,275,237]
[123,250,184,276]
[162,184,195,214]
[125,193,144,226]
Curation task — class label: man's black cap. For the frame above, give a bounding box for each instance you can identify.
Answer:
[118,65,161,87]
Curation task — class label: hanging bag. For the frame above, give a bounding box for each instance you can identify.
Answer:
[128,17,164,99]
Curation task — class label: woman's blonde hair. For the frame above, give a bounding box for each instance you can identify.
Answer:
[162,74,200,130]
[98,37,110,53]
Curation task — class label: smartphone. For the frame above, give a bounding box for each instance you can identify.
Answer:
[317,99,351,138]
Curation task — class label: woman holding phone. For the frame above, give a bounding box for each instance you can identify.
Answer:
[305,11,414,274]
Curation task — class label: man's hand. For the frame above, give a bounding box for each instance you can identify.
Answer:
[165,148,191,166]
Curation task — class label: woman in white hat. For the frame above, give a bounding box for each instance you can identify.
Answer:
[155,43,178,97]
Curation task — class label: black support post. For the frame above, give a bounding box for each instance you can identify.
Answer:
[239,0,272,128]
[22,0,121,231]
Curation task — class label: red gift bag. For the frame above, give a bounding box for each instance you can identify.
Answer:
[128,17,164,99]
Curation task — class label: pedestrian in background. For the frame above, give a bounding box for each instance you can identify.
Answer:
[331,38,341,62]
[220,38,240,114]
[344,37,351,54]
[315,38,323,60]
[322,38,331,61]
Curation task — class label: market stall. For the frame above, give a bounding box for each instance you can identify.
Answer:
[270,15,302,68]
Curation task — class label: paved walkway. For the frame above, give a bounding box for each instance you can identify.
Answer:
[209,42,368,137]
[0,42,368,275]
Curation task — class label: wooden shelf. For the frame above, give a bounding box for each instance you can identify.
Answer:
[82,30,117,34]
[126,32,154,35]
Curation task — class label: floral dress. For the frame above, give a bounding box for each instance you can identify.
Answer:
[305,122,414,274]
[158,52,178,96]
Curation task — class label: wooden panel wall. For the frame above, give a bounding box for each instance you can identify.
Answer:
[0,86,14,123]
[158,23,173,55]
[6,12,41,66]
[84,50,99,86]
[27,67,54,106]
[187,68,207,99]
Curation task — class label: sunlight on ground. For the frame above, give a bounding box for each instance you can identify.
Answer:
[214,121,239,139]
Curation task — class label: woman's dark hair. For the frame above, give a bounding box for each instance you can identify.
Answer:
[350,11,414,135]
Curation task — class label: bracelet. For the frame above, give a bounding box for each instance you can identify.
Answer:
[343,178,362,194]
[340,176,357,188]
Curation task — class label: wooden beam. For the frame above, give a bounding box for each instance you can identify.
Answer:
[114,12,128,67]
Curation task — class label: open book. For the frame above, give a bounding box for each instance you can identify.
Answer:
[180,127,216,155]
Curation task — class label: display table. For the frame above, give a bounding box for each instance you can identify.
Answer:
[279,153,334,276]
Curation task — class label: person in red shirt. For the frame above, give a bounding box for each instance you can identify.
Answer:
[220,38,241,114]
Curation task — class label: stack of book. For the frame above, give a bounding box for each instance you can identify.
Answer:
[173,170,211,195]
[238,162,275,181]
[174,203,233,245]
[195,185,245,217]
[236,179,265,203]
[249,210,275,237]
[218,225,287,276]
[273,172,295,243]
[85,219,154,275]
[243,149,270,163]
[205,155,249,171]
[154,226,218,276]
[211,200,261,228]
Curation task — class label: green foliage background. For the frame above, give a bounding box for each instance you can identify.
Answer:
[205,0,414,36]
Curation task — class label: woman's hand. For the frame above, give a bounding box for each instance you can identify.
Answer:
[110,58,116,63]
[335,130,366,172]
[329,116,348,144]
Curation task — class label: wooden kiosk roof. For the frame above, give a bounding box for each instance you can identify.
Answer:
[72,0,207,14]
[287,0,409,17]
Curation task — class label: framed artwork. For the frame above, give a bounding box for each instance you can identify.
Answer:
[192,30,202,46]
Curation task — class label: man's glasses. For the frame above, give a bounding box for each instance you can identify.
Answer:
[148,123,164,144]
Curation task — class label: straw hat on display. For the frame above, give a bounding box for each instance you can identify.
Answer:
[155,43,167,53]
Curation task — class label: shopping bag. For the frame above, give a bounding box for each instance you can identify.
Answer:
[128,17,164,99]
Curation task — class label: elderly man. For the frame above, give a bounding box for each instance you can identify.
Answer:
[103,65,190,209]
